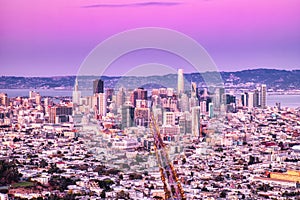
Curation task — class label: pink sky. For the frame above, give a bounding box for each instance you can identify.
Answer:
[0,0,300,76]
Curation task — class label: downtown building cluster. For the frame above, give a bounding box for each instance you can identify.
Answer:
[0,69,299,199]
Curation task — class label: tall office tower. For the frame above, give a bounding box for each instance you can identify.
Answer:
[44,98,52,115]
[208,102,214,118]
[96,93,107,117]
[72,78,81,105]
[253,90,259,107]
[49,105,73,123]
[260,84,267,108]
[93,79,104,94]
[179,93,189,112]
[213,87,225,109]
[200,101,207,113]
[35,93,41,105]
[121,102,135,129]
[191,106,201,137]
[241,93,248,107]
[177,68,184,94]
[189,96,199,110]
[29,91,38,99]
[116,88,126,109]
[0,93,9,106]
[247,92,254,108]
[191,82,197,98]
[131,88,147,107]
[134,107,150,127]
[105,88,114,106]
[163,112,175,126]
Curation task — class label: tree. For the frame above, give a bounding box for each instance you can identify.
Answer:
[220,190,227,198]
[116,190,130,199]
[0,160,20,185]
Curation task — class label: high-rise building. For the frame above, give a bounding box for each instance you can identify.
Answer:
[49,105,73,123]
[247,92,254,108]
[214,87,225,109]
[116,87,126,109]
[208,102,214,118]
[93,79,104,94]
[253,89,259,107]
[29,90,38,99]
[35,93,41,105]
[121,102,135,129]
[131,88,147,107]
[0,93,9,106]
[105,88,114,107]
[163,112,175,126]
[96,93,106,117]
[72,78,81,105]
[191,106,201,137]
[177,69,184,94]
[260,84,267,108]
[134,107,149,127]
[191,82,197,98]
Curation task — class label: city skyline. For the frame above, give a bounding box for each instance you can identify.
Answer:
[1,0,300,76]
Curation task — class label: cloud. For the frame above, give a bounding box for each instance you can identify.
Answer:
[81,1,182,8]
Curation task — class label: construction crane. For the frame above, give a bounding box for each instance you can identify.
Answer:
[149,113,186,200]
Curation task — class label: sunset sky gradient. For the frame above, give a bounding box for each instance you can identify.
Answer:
[0,0,299,76]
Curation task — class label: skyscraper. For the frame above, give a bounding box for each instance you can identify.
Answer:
[72,78,81,105]
[93,79,104,94]
[131,88,147,107]
[177,69,184,94]
[0,93,9,106]
[191,106,201,137]
[116,87,126,109]
[121,102,135,129]
[191,82,197,98]
[260,84,267,108]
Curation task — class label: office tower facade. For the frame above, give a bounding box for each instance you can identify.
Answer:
[29,91,38,99]
[49,105,73,123]
[121,102,135,129]
[179,93,189,112]
[106,88,114,101]
[116,88,126,109]
[134,107,150,127]
[200,101,207,113]
[191,106,201,137]
[163,112,175,126]
[214,87,225,109]
[208,102,214,118]
[131,88,147,107]
[177,69,184,94]
[96,93,106,117]
[191,82,197,98]
[253,90,259,107]
[0,93,9,107]
[72,78,81,105]
[247,92,254,108]
[93,79,104,94]
[260,84,267,108]
[35,93,41,105]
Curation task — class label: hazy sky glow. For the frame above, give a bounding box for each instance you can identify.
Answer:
[0,0,300,76]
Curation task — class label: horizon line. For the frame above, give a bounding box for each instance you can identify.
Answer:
[1,68,299,78]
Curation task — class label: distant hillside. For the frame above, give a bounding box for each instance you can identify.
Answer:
[0,69,299,90]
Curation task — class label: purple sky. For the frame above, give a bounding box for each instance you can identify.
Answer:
[0,0,300,76]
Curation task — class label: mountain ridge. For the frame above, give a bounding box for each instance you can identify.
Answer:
[0,68,299,90]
